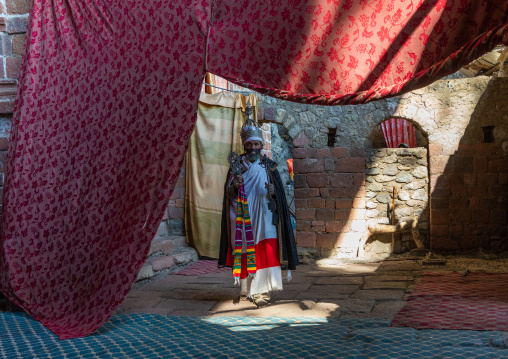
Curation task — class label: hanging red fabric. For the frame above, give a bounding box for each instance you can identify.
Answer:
[381,118,418,148]
[0,0,507,340]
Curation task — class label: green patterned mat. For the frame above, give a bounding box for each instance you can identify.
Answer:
[1,313,507,358]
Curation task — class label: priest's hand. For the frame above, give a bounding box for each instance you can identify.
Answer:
[265,182,275,196]
[233,175,243,189]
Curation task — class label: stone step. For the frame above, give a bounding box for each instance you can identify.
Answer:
[136,235,199,282]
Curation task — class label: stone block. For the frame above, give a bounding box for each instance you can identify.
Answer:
[331,147,347,158]
[365,209,379,218]
[6,0,31,14]
[396,172,413,183]
[306,173,329,187]
[350,147,365,157]
[453,209,471,222]
[430,224,448,236]
[383,165,398,176]
[449,197,468,209]
[316,233,337,248]
[329,187,359,198]
[452,185,467,197]
[6,17,28,34]
[335,158,365,173]
[448,225,463,236]
[334,210,350,220]
[325,199,335,209]
[5,56,21,79]
[467,185,487,197]
[308,198,326,208]
[489,209,507,224]
[366,182,383,192]
[350,220,366,232]
[479,198,497,209]
[330,173,352,187]
[428,143,442,157]
[294,158,324,173]
[316,209,334,221]
[349,208,367,219]
[296,231,316,247]
[316,148,330,158]
[324,158,334,171]
[295,188,320,198]
[366,167,380,175]
[296,208,316,220]
[477,173,498,186]
[293,133,309,147]
[12,34,26,56]
[352,197,365,209]
[0,18,5,32]
[473,156,488,173]
[411,189,427,201]
[471,209,489,224]
[325,221,349,233]
[429,156,449,174]
[464,173,476,185]
[151,256,175,272]
[432,236,459,250]
[293,174,306,188]
[353,173,365,186]
[136,264,154,281]
[295,198,307,208]
[475,143,497,156]
[306,148,317,158]
[173,250,198,265]
[292,148,306,158]
[296,220,310,231]
[320,188,329,198]
[488,185,508,197]
[431,209,450,224]
[168,207,184,219]
[335,199,352,209]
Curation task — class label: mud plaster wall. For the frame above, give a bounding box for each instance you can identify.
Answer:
[260,76,507,258]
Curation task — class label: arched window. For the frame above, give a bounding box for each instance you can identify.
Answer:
[380,118,418,148]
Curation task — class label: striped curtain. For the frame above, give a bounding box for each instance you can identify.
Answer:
[185,92,258,258]
[380,118,418,148]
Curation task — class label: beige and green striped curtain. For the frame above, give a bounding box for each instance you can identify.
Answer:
[185,92,258,258]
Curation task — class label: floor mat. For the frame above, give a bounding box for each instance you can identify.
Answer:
[391,272,508,331]
[172,259,230,276]
[1,313,508,358]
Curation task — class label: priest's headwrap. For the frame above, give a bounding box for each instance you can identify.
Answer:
[240,102,263,145]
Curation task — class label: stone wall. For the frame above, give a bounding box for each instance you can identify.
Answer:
[365,148,429,252]
[261,76,507,257]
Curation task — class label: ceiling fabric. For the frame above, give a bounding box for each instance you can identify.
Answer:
[208,0,508,105]
[0,0,507,339]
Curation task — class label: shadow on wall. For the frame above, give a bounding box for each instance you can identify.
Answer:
[429,77,508,251]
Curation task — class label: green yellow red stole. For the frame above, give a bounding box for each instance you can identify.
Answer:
[233,183,256,283]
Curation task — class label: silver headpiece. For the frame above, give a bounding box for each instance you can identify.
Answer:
[240,101,263,145]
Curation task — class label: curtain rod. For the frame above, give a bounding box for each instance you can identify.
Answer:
[203,82,254,95]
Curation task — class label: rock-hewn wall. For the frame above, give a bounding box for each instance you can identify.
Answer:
[261,76,507,257]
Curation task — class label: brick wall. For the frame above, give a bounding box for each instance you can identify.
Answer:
[292,142,366,257]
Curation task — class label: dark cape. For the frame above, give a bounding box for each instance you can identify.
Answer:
[218,156,299,270]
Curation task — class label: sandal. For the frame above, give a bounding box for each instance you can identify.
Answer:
[255,299,269,308]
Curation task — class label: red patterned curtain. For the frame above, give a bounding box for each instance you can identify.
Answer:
[1,0,507,339]
[381,118,418,148]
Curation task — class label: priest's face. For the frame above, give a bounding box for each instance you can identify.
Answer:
[244,140,263,162]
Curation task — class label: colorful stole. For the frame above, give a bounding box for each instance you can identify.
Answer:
[233,183,256,283]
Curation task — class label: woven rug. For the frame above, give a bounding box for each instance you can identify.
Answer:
[172,259,230,276]
[392,272,508,331]
[2,312,508,358]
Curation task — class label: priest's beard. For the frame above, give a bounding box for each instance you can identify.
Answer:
[246,149,261,162]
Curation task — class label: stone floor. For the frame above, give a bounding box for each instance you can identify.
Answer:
[117,258,428,320]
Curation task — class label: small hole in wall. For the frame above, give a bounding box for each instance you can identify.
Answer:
[482,126,495,143]
[327,128,337,147]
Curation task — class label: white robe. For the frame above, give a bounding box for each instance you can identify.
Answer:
[229,157,283,297]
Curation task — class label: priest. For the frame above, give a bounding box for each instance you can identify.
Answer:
[218,105,298,308]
